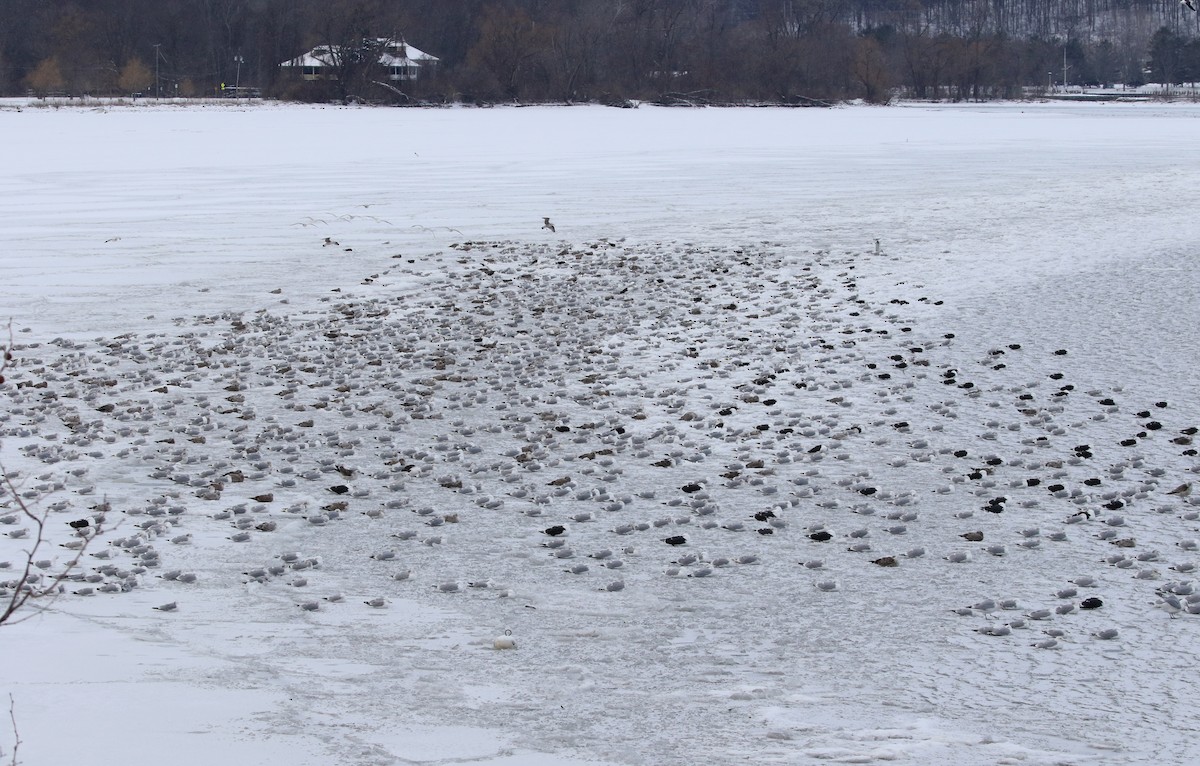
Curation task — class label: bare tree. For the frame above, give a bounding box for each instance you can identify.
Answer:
[305,0,399,103]
[464,4,551,100]
[544,3,621,101]
[852,35,892,102]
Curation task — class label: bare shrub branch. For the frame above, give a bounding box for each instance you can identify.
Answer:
[0,325,102,627]
[5,693,18,766]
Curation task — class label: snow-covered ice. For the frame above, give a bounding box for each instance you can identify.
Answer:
[1,99,1199,765]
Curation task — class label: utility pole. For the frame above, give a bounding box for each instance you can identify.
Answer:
[234,54,244,97]
[153,44,161,98]
[1063,46,1068,92]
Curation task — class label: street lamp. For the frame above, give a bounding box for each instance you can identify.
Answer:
[234,54,244,97]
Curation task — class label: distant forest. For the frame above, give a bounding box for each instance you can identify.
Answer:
[5,0,1200,103]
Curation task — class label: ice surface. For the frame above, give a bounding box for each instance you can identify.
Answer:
[1,99,1199,765]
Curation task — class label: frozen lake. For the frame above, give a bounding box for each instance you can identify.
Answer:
[2,100,1199,765]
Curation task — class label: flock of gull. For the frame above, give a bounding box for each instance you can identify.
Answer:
[2,238,1197,652]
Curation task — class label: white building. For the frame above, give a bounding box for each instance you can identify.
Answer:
[280,39,439,81]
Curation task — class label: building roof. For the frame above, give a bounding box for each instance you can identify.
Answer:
[280,39,438,68]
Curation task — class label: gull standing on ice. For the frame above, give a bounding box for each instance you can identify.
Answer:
[1167,482,1192,497]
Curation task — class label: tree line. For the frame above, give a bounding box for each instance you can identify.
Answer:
[4,0,1200,104]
